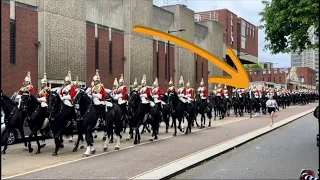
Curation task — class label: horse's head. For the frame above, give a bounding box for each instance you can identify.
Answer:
[20,92,32,112]
[161,93,168,103]
[48,91,60,113]
[128,90,140,107]
[167,90,178,106]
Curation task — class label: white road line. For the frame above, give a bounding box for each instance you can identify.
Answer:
[3,117,249,179]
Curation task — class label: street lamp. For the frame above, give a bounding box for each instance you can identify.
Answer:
[167,29,185,80]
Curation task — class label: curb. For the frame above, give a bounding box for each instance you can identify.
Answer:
[132,108,316,180]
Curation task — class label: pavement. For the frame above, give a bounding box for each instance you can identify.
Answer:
[172,113,319,179]
[1,103,317,179]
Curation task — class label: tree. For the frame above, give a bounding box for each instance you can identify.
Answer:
[244,63,262,69]
[259,0,319,54]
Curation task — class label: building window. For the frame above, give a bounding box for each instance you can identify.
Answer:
[231,34,234,44]
[253,30,255,38]
[279,77,281,83]
[10,19,16,64]
[262,77,264,81]
[250,77,253,82]
[273,77,275,83]
[247,27,249,35]
[231,13,233,19]
[263,69,266,74]
[241,36,246,49]
[241,25,246,37]
[273,69,277,74]
[249,28,252,36]
[231,19,233,26]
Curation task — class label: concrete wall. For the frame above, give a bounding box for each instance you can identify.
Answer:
[86,0,124,31]
[152,5,174,42]
[163,5,195,87]
[124,0,153,86]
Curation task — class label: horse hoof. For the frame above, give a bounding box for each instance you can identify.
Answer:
[80,146,84,149]
[149,138,153,141]
[52,152,58,156]
[114,147,120,150]
[59,144,64,148]
[23,147,28,151]
[141,132,144,135]
[120,135,122,139]
[73,148,77,152]
[147,130,151,133]
[2,150,6,154]
[173,133,177,137]
[36,150,41,154]
[137,140,140,144]
[69,140,73,143]
[94,135,97,138]
[83,154,90,158]
[103,147,108,152]
[165,130,168,133]
[109,140,113,143]
[91,150,96,154]
[134,140,138,145]
[40,144,46,148]
[102,137,106,141]
[126,137,130,141]
[208,124,211,127]
[184,132,188,135]
[29,147,33,153]
[154,136,158,140]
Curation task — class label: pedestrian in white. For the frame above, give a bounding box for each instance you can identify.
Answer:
[266,95,278,126]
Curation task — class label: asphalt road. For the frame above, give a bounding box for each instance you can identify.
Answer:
[173,113,319,179]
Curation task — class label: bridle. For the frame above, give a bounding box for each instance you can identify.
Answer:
[73,90,92,120]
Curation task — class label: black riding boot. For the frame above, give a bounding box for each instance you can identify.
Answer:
[70,106,77,121]
[99,105,106,121]
[120,104,128,120]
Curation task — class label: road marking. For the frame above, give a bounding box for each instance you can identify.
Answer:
[131,108,315,180]
[3,117,249,179]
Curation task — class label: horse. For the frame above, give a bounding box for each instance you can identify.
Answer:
[232,91,241,117]
[160,93,171,133]
[167,90,185,136]
[127,90,148,144]
[1,92,28,154]
[20,93,49,154]
[102,92,122,151]
[195,92,210,128]
[47,91,74,156]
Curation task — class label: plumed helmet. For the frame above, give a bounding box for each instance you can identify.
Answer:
[119,74,124,84]
[186,79,190,88]
[24,71,31,84]
[153,78,158,87]
[200,78,204,86]
[179,76,184,86]
[93,69,100,82]
[168,77,173,86]
[65,71,72,82]
[41,73,47,84]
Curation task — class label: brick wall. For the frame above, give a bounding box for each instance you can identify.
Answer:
[152,40,175,91]
[86,25,124,89]
[1,3,38,96]
[238,18,258,57]
[86,25,95,86]
[194,54,208,88]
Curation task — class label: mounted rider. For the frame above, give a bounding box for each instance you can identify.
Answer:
[36,72,50,123]
[59,71,77,121]
[177,76,188,116]
[197,78,207,107]
[186,80,194,102]
[252,85,260,98]
[111,78,118,98]
[114,74,128,120]
[223,85,229,99]
[167,77,176,93]
[88,69,106,122]
[132,78,139,92]
[138,74,151,120]
[15,71,35,108]
[151,78,162,111]
[216,84,223,97]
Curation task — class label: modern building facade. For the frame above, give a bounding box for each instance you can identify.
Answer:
[1,0,225,96]
[247,67,317,90]
[291,26,319,87]
[195,9,258,65]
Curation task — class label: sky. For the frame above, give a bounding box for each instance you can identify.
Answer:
[153,0,291,68]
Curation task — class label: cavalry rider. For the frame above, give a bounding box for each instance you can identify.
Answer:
[111,78,118,98]
[59,71,77,122]
[15,71,35,108]
[132,78,139,92]
[223,85,230,99]
[186,80,194,102]
[36,72,50,123]
[88,69,107,122]
[197,78,207,102]
[177,76,188,116]
[114,74,128,119]
[138,74,151,120]
[252,85,260,99]
[151,78,163,112]
[216,84,223,97]
[167,77,176,93]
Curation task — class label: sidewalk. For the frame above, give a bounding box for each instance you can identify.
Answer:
[4,104,317,179]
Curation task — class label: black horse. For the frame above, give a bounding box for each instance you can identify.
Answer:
[232,91,241,117]
[160,93,171,133]
[1,92,28,154]
[167,90,185,136]
[47,91,74,156]
[103,92,123,151]
[195,92,211,128]
[20,93,49,154]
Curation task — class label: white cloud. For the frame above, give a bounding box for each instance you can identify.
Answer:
[153,0,291,68]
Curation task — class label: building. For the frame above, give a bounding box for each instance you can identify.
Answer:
[260,62,273,69]
[1,0,226,96]
[291,26,319,87]
[195,8,258,65]
[246,67,317,90]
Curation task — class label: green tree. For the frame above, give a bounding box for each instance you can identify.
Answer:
[244,63,262,69]
[259,0,319,54]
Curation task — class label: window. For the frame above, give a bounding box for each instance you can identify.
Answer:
[279,77,281,83]
[247,27,249,35]
[249,28,252,36]
[231,19,233,26]
[231,13,233,19]
[241,25,246,37]
[273,69,277,74]
[262,77,264,81]
[231,34,234,43]
[241,36,246,49]
[253,29,255,38]
[273,77,275,82]
[10,19,16,64]
[250,78,253,82]
[263,69,266,74]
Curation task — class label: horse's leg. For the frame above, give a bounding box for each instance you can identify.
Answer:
[1,127,10,154]
[172,117,177,137]
[134,119,142,144]
[39,129,47,148]
[17,126,28,151]
[52,131,62,156]
[102,122,107,141]
[93,129,98,139]
[27,126,39,153]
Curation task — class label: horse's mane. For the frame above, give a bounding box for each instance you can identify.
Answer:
[2,93,16,106]
[29,94,40,105]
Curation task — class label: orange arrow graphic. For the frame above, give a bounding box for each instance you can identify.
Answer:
[132,25,249,88]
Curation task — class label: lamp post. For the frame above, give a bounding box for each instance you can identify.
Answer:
[167,29,185,81]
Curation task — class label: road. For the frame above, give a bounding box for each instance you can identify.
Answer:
[173,113,319,179]
[1,103,317,179]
